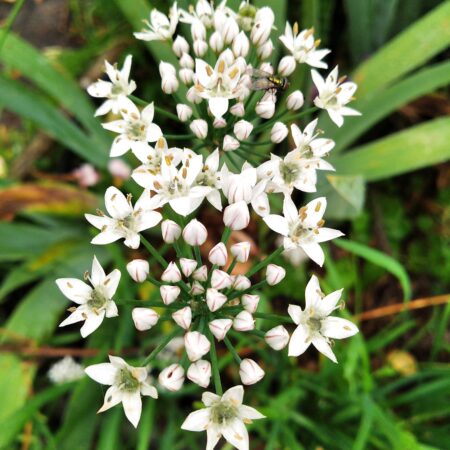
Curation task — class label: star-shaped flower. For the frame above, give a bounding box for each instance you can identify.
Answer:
[288,275,359,362]
[134,3,179,41]
[56,256,120,337]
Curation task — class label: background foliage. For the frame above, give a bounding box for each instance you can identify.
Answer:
[0,0,449,449]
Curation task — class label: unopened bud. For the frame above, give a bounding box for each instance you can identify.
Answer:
[132,307,159,331]
[126,259,149,283]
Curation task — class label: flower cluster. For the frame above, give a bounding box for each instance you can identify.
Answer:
[55,1,361,448]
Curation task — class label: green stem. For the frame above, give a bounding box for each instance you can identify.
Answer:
[240,140,273,147]
[287,106,318,122]
[194,245,203,266]
[207,328,223,395]
[129,95,180,122]
[117,299,181,309]
[227,257,237,275]
[221,226,232,245]
[223,337,242,364]
[141,235,168,268]
[163,134,196,141]
[0,0,26,53]
[224,152,241,171]
[141,328,181,366]
[226,280,267,299]
[253,312,291,322]
[246,247,284,277]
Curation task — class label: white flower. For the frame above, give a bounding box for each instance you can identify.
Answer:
[241,294,260,313]
[233,275,251,291]
[184,331,211,361]
[264,196,343,266]
[271,122,288,143]
[194,149,223,211]
[134,4,178,41]
[161,262,182,283]
[206,288,228,312]
[161,219,182,243]
[209,318,232,341]
[255,97,275,119]
[211,270,233,290]
[251,7,274,46]
[181,385,265,450]
[85,355,157,428]
[239,359,265,385]
[132,307,159,331]
[193,265,208,282]
[223,134,240,152]
[230,241,251,263]
[180,258,198,277]
[286,90,304,110]
[233,310,255,331]
[102,98,162,157]
[280,23,330,68]
[230,102,245,117]
[232,31,250,57]
[194,57,242,118]
[161,74,179,94]
[190,118,209,139]
[257,39,273,59]
[48,357,84,384]
[183,219,208,245]
[159,363,185,391]
[190,280,205,295]
[288,275,359,362]
[87,55,136,116]
[223,201,250,231]
[208,242,228,266]
[179,52,195,69]
[56,256,120,337]
[85,187,162,249]
[210,30,224,52]
[126,259,149,283]
[264,325,289,350]
[193,39,208,57]
[172,306,192,330]
[187,360,211,388]
[173,35,190,56]
[312,66,361,127]
[176,103,193,122]
[291,119,335,158]
[233,120,253,141]
[266,264,286,286]
[277,55,296,76]
[143,150,210,216]
[160,285,181,305]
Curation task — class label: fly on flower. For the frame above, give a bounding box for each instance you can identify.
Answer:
[247,68,290,95]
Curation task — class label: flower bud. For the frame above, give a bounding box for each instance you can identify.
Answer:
[184,331,211,361]
[223,134,240,152]
[176,104,193,122]
[233,275,251,291]
[132,307,159,331]
[257,39,273,59]
[223,201,250,231]
[190,280,205,295]
[159,61,176,77]
[193,39,208,57]
[172,306,192,330]
[186,86,202,104]
[266,264,286,286]
[278,55,296,76]
[192,265,208,282]
[179,68,194,85]
[183,219,207,246]
[191,20,206,41]
[233,120,253,141]
[230,102,245,117]
[108,159,131,180]
[233,310,255,331]
[209,31,224,52]
[209,318,232,341]
[239,358,265,385]
[222,17,239,44]
[161,262,182,283]
[73,164,99,187]
[187,360,211,388]
[230,241,251,263]
[159,364,185,391]
[255,99,275,119]
[190,119,208,139]
[213,117,227,128]
[173,35,189,57]
[179,52,194,69]
[161,75,179,94]
[271,122,288,143]
[160,285,181,305]
[241,294,260,313]
[265,325,289,350]
[251,7,274,46]
[127,259,149,283]
[161,219,181,243]
[211,269,233,290]
[206,288,228,312]
[220,49,235,66]
[234,56,248,73]
[232,31,250,57]
[180,258,197,277]
[260,62,274,74]
[208,242,228,266]
[286,90,304,111]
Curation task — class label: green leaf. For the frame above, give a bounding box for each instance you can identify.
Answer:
[353,1,450,97]
[0,76,108,168]
[330,61,450,153]
[343,0,372,64]
[331,118,450,181]
[334,239,412,300]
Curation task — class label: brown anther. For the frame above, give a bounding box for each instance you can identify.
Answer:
[111,193,117,201]
[67,307,77,313]
[229,67,239,79]
[66,281,73,288]
[182,167,188,179]
[96,208,105,216]
[131,113,139,120]
[317,219,325,227]
[293,21,299,35]
[338,75,347,84]
[218,60,225,74]
[314,38,321,47]
[157,137,165,148]
[101,225,107,232]
[315,201,322,212]
[205,65,213,76]
[153,181,162,190]
[165,155,172,166]
[335,87,342,94]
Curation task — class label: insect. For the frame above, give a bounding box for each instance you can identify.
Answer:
[246,68,290,95]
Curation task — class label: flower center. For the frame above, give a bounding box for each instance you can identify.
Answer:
[111,84,124,96]
[279,161,300,184]
[290,221,313,243]
[116,368,140,393]
[127,120,147,140]
[87,288,108,309]
[307,316,322,333]
[210,401,239,425]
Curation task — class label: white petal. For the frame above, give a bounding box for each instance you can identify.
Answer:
[108,355,128,368]
[239,405,265,420]
[91,256,106,286]
[263,215,289,236]
[56,278,92,304]
[85,214,113,230]
[302,197,326,228]
[311,69,325,92]
[328,109,344,127]
[222,419,249,450]
[98,385,122,412]
[287,304,302,325]
[95,100,114,116]
[140,382,158,398]
[145,123,163,142]
[206,190,222,211]
[301,242,325,267]
[105,301,119,318]
[85,363,118,385]
[202,391,221,406]
[209,97,229,118]
[135,210,162,232]
[91,230,122,246]
[87,80,112,98]
[59,307,86,327]
[305,275,321,309]
[206,426,222,450]
[80,310,106,337]
[181,408,211,431]
[282,195,298,224]
[110,135,132,157]
[222,385,244,406]
[317,289,343,316]
[141,102,154,123]
[105,186,132,220]
[104,269,121,298]
[312,335,337,363]
[122,391,142,428]
[288,324,310,357]
[321,317,359,339]
[315,227,344,243]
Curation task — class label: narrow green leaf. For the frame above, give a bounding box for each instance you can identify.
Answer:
[334,239,412,299]
[331,118,450,181]
[353,1,450,97]
[343,0,372,64]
